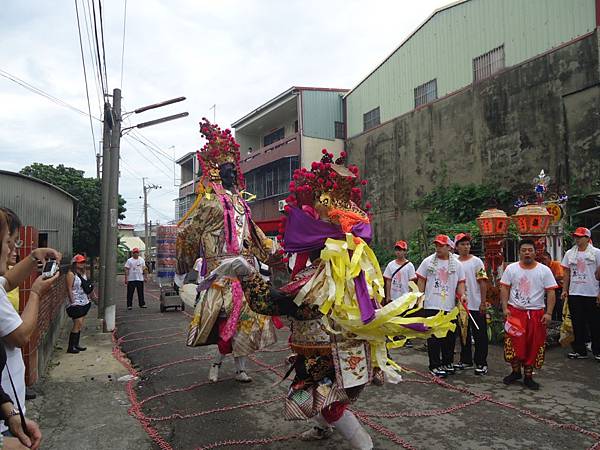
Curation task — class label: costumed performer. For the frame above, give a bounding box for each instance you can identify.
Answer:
[208,150,458,450]
[177,118,278,383]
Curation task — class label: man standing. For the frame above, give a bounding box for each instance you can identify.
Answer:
[560,227,600,360]
[383,240,415,302]
[416,235,466,378]
[124,248,147,310]
[500,240,557,390]
[453,233,489,375]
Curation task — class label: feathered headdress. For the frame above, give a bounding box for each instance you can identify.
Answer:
[196,118,245,188]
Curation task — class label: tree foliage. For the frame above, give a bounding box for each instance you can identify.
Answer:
[20,163,126,257]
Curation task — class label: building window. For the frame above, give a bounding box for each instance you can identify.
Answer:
[244,157,299,200]
[414,79,437,108]
[335,121,345,139]
[263,128,285,147]
[363,107,380,132]
[473,45,505,82]
[294,120,299,133]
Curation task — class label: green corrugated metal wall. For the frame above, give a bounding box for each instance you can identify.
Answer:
[346,0,597,137]
[302,90,345,140]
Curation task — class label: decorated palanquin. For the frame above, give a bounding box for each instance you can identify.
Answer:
[176,118,277,356]
[239,150,457,420]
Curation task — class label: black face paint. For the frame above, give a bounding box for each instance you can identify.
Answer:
[219,162,237,190]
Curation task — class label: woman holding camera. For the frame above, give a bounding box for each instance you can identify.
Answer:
[65,255,93,354]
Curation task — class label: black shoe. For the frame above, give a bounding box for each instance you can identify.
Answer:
[453,362,473,371]
[474,365,488,375]
[25,387,37,400]
[429,367,447,378]
[567,352,588,359]
[74,332,87,351]
[127,307,132,310]
[503,371,522,385]
[67,332,80,354]
[140,305,147,309]
[523,377,540,390]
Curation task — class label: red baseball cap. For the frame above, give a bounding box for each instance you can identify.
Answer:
[72,254,86,263]
[433,234,454,249]
[394,240,408,250]
[572,227,591,238]
[454,233,472,246]
[132,248,140,253]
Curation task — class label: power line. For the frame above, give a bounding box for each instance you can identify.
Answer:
[90,0,108,96]
[123,137,173,179]
[80,0,103,115]
[120,0,128,89]
[130,130,176,161]
[74,0,97,161]
[97,0,109,90]
[125,134,174,172]
[0,68,101,120]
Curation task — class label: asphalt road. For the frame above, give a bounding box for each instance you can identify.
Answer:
[115,279,600,450]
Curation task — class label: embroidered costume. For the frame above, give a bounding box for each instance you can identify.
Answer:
[222,151,457,449]
[176,119,276,381]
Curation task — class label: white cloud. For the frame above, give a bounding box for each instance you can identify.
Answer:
[1,0,450,224]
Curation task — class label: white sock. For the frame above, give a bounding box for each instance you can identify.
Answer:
[314,413,331,429]
[331,411,373,450]
[234,356,247,372]
[213,352,226,365]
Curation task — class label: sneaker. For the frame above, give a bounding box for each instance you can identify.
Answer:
[594,354,600,361]
[235,370,252,383]
[208,363,220,383]
[523,377,540,390]
[474,365,488,375]
[300,426,334,441]
[503,371,522,385]
[127,307,132,310]
[586,342,592,352]
[429,367,447,378]
[453,362,474,371]
[567,352,588,359]
[140,305,147,309]
[444,364,456,375]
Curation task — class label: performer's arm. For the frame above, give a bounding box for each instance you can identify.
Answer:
[500,284,510,319]
[543,289,555,326]
[416,277,426,293]
[561,268,570,300]
[384,278,391,303]
[478,279,487,313]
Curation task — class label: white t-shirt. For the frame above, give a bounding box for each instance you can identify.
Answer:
[500,262,558,310]
[0,277,26,433]
[416,255,466,312]
[458,256,488,310]
[125,257,146,282]
[561,246,600,297]
[383,259,416,300]
[70,273,91,307]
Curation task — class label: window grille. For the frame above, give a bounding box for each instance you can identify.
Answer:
[334,121,345,139]
[473,45,505,82]
[363,107,380,132]
[414,79,438,108]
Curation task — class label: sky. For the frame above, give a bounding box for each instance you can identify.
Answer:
[0,0,451,227]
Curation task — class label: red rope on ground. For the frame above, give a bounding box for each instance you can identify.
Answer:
[354,412,418,450]
[119,326,182,340]
[355,395,489,418]
[122,332,185,343]
[126,340,186,354]
[139,355,213,375]
[195,433,302,450]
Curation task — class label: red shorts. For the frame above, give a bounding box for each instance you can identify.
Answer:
[504,305,546,368]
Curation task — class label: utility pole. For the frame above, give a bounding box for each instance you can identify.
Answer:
[142,178,161,262]
[103,88,122,332]
[99,91,187,332]
[98,102,112,321]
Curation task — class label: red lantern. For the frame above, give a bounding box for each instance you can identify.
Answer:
[512,205,551,259]
[477,209,509,294]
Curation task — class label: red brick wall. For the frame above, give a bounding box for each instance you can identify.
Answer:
[16,226,67,385]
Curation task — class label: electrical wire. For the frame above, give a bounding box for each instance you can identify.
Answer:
[80,0,103,115]
[123,138,173,179]
[74,0,97,160]
[129,130,176,162]
[125,135,173,173]
[0,68,101,120]
[98,0,109,90]
[90,0,108,96]
[120,0,128,89]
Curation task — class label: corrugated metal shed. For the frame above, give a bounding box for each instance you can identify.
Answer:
[301,90,345,140]
[345,0,597,137]
[0,170,76,257]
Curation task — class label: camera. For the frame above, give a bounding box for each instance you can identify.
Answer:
[42,259,59,279]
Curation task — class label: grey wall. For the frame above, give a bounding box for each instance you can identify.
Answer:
[0,172,75,258]
[347,30,600,245]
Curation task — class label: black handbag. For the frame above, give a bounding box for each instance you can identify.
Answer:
[77,273,94,295]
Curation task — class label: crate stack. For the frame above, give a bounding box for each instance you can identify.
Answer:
[156,225,177,286]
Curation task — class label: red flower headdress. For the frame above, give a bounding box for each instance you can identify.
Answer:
[196,118,245,189]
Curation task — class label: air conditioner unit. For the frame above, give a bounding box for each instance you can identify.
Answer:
[278,200,287,212]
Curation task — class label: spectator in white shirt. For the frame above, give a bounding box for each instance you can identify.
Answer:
[383,240,415,303]
[415,235,466,378]
[560,227,600,360]
[124,248,147,310]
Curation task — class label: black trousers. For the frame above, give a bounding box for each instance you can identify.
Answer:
[568,295,600,355]
[127,281,145,307]
[421,309,455,370]
[456,310,488,366]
